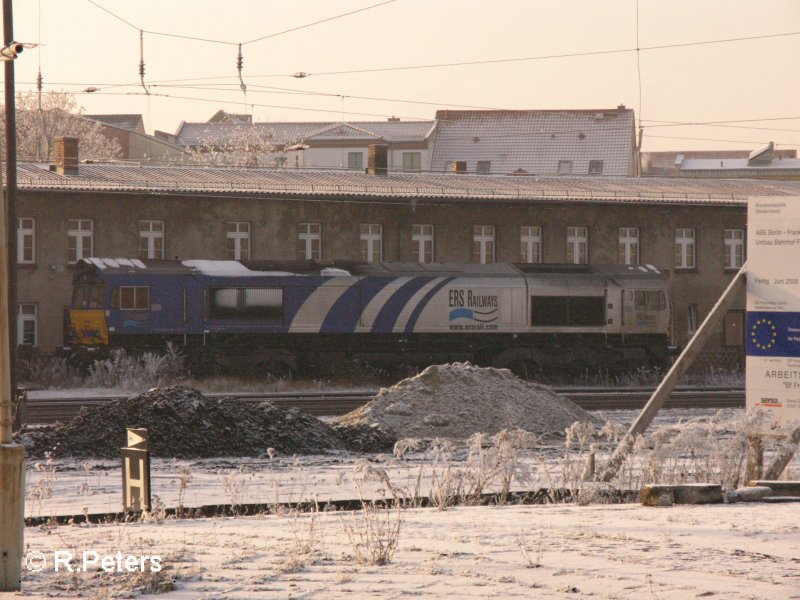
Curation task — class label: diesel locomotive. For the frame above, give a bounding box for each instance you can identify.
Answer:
[65,258,672,378]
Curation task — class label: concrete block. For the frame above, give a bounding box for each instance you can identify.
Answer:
[747,480,800,497]
[731,486,772,502]
[640,484,723,506]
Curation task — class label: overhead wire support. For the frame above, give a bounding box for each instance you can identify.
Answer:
[138,29,148,95]
[237,43,246,95]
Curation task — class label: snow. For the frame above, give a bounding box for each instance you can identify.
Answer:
[19,503,800,599]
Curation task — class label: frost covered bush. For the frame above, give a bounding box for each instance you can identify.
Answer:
[85,344,186,390]
[612,408,785,490]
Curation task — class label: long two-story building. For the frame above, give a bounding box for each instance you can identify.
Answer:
[15,137,795,370]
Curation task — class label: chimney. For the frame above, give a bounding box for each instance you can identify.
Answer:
[451,160,467,174]
[54,136,79,175]
[367,144,388,176]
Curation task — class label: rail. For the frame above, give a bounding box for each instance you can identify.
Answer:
[22,386,745,425]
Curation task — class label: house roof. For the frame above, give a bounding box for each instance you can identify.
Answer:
[174,120,436,147]
[84,114,145,132]
[16,161,800,206]
[430,108,635,175]
[642,148,798,175]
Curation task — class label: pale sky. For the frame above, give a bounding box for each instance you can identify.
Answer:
[9,0,800,153]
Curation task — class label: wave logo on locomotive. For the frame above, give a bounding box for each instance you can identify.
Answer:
[448,289,499,330]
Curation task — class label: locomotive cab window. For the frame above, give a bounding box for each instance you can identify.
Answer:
[72,283,105,309]
[209,287,283,320]
[633,290,666,311]
[532,296,605,327]
[112,286,150,310]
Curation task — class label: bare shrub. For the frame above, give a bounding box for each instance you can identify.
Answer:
[85,346,186,390]
[341,485,404,566]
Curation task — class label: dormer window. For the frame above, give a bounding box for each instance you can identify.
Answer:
[558,160,572,174]
[589,160,604,175]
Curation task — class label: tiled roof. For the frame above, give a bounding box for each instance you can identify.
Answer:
[430,108,635,176]
[175,120,436,147]
[16,162,800,205]
[642,149,798,175]
[84,114,145,132]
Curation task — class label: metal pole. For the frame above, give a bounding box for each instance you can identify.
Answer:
[600,264,747,482]
[0,0,25,590]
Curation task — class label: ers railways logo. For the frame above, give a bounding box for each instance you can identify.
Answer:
[448,289,498,323]
[751,318,777,351]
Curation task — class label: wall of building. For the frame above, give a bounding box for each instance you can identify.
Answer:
[304,147,432,171]
[16,190,746,355]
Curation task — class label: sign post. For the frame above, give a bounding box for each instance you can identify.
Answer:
[746,198,800,424]
[122,428,151,512]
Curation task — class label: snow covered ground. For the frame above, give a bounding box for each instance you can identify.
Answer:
[16,397,800,598]
[20,502,800,599]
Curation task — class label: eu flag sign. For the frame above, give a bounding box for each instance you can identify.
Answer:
[746,198,800,424]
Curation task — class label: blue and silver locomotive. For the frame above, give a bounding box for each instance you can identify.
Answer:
[66,258,671,378]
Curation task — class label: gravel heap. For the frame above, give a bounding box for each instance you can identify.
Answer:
[17,386,393,459]
[336,362,602,440]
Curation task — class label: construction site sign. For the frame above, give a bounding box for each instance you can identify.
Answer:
[746,197,800,423]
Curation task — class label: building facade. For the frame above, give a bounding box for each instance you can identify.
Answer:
[16,140,797,367]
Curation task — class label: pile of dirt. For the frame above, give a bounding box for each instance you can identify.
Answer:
[336,362,601,440]
[16,386,393,459]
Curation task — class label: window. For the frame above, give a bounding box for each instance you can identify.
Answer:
[688,303,699,335]
[618,227,640,265]
[139,220,164,260]
[297,222,322,260]
[347,152,363,170]
[634,290,666,311]
[226,221,250,260]
[588,160,604,175]
[67,219,93,263]
[412,224,434,263]
[17,304,36,346]
[520,226,542,263]
[115,286,150,310]
[402,152,421,172]
[675,228,696,269]
[532,296,605,327]
[473,225,495,264]
[476,160,491,174]
[724,229,745,269]
[209,287,283,320]
[360,224,383,262]
[567,226,588,264]
[17,218,35,264]
[557,160,572,174]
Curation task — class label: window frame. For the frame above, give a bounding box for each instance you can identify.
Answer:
[588,160,604,175]
[225,221,251,261]
[724,228,745,270]
[347,151,364,170]
[114,286,150,311]
[359,223,383,263]
[67,219,94,264]
[297,222,322,260]
[618,227,640,266]
[520,226,542,264]
[472,225,495,264]
[402,152,422,172]
[412,224,434,263]
[139,219,165,260]
[557,160,573,174]
[566,226,588,265]
[675,228,696,269]
[17,217,35,264]
[17,303,37,346]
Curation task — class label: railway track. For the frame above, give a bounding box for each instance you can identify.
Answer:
[22,386,745,424]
